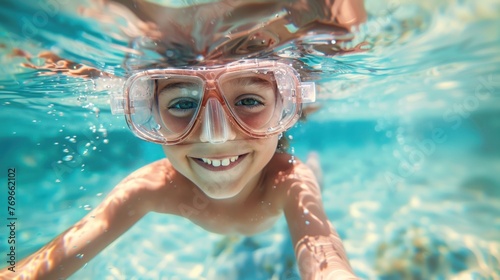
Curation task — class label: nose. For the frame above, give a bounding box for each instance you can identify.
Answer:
[199,98,236,144]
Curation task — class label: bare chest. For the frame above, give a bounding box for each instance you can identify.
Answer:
[183,199,283,236]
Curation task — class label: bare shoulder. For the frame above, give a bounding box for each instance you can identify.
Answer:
[113,158,189,213]
[267,153,319,185]
[122,158,173,184]
[264,153,321,209]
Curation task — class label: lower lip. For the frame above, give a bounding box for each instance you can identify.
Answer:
[193,154,247,172]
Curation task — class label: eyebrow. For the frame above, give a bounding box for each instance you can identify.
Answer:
[156,80,199,94]
[228,76,273,88]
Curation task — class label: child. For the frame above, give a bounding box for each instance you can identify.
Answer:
[1,59,357,279]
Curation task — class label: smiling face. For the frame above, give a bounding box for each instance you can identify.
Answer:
[156,75,281,200]
[161,133,279,200]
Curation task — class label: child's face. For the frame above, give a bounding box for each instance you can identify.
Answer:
[161,123,279,199]
[116,61,315,198]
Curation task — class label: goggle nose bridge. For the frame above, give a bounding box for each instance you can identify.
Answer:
[199,97,231,144]
[199,77,224,105]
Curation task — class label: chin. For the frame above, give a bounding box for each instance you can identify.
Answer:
[201,185,243,200]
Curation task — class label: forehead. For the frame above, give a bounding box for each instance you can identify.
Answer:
[222,75,274,86]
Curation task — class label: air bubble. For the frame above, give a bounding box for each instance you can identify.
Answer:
[397,135,405,145]
[93,107,100,118]
[76,253,84,259]
[77,96,87,102]
[393,150,401,158]
[63,155,73,161]
[196,55,204,61]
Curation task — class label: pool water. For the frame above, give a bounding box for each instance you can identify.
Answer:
[0,0,499,279]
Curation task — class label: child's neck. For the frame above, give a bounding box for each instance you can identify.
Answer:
[211,168,268,208]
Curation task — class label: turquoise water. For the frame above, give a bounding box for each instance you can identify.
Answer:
[0,0,499,279]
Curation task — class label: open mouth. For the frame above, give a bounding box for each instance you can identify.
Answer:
[193,154,247,171]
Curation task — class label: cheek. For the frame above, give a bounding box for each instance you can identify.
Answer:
[161,146,185,169]
[161,145,172,158]
[256,136,280,157]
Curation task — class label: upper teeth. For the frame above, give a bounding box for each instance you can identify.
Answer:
[201,156,239,167]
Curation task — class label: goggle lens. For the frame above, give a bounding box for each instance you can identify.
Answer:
[155,76,204,138]
[153,70,286,141]
[218,71,280,133]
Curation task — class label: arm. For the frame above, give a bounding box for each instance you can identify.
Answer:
[283,162,357,280]
[0,159,171,279]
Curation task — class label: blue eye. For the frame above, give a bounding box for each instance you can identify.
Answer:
[168,99,198,110]
[235,98,264,107]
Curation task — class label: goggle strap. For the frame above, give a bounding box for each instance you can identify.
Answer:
[299,82,316,103]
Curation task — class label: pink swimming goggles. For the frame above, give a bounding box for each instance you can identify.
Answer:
[111,60,316,144]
